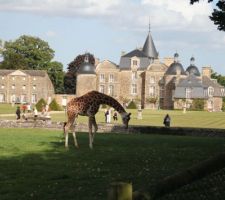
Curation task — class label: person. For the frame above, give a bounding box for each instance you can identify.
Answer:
[113,110,118,121]
[163,114,171,127]
[16,106,21,120]
[33,107,38,120]
[27,103,31,113]
[105,109,109,123]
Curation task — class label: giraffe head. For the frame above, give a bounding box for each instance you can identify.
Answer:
[121,112,131,129]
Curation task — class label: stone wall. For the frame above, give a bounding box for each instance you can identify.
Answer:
[1,120,225,138]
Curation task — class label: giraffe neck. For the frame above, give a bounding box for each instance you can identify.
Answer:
[98,93,126,114]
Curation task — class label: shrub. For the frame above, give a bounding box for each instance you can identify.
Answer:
[35,98,47,112]
[127,101,137,109]
[222,102,225,112]
[49,99,63,111]
[191,99,204,111]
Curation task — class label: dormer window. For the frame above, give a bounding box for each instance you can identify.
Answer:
[208,87,214,97]
[133,60,138,66]
[185,88,191,99]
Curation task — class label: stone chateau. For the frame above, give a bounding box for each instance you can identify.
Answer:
[0,31,224,111]
[76,31,225,111]
[0,70,54,104]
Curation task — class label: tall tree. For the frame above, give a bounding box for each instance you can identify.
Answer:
[64,53,95,94]
[0,35,64,93]
[190,0,225,31]
[48,61,65,94]
[211,71,225,87]
[0,35,54,69]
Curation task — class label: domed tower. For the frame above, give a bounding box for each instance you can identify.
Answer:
[76,53,96,97]
[165,53,186,76]
[163,53,186,109]
[186,56,200,76]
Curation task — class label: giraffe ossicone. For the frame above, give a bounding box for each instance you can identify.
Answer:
[63,91,131,149]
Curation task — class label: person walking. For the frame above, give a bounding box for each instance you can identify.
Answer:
[113,110,118,121]
[16,106,21,120]
[163,114,171,127]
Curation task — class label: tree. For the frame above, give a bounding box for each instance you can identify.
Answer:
[0,35,65,93]
[0,35,54,69]
[64,53,95,94]
[211,71,225,87]
[190,0,225,31]
[47,61,65,94]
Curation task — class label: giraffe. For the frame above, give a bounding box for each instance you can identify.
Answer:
[63,90,131,149]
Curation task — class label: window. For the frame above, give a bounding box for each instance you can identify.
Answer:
[12,84,15,89]
[133,60,138,66]
[22,85,26,90]
[208,87,214,97]
[1,84,5,89]
[31,94,37,103]
[149,86,155,97]
[131,84,137,95]
[100,74,105,82]
[33,77,36,81]
[150,76,155,84]
[109,74,114,83]
[12,76,15,80]
[11,94,16,103]
[99,85,105,93]
[160,86,164,98]
[204,89,208,97]
[1,77,4,80]
[0,94,5,102]
[221,88,225,95]
[23,77,26,81]
[185,88,191,99]
[21,94,26,103]
[108,85,114,96]
[33,85,36,90]
[132,72,137,81]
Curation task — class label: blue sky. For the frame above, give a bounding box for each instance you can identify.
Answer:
[0,0,225,74]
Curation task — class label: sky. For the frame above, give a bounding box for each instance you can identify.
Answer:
[0,0,224,74]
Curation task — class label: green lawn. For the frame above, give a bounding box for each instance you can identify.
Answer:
[0,128,225,200]
[44,109,225,129]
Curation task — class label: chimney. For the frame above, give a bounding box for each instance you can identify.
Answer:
[202,66,211,78]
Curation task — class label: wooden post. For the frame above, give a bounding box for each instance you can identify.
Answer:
[108,182,132,200]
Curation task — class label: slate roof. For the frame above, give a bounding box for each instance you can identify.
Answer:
[186,65,200,76]
[165,62,186,75]
[77,62,96,74]
[174,75,225,98]
[119,55,151,70]
[142,32,158,59]
[0,69,46,77]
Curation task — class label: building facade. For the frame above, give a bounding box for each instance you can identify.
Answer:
[76,31,225,111]
[0,69,54,104]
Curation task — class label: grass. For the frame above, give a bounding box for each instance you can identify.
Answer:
[2,107,225,129]
[0,128,225,200]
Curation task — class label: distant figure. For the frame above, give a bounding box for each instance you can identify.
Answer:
[33,107,38,120]
[105,109,109,123]
[21,104,27,113]
[16,106,21,120]
[113,110,118,121]
[27,104,31,113]
[163,114,171,127]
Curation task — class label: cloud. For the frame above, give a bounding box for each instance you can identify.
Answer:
[0,0,215,32]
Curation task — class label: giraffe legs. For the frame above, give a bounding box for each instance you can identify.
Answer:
[64,116,78,148]
[88,115,98,149]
